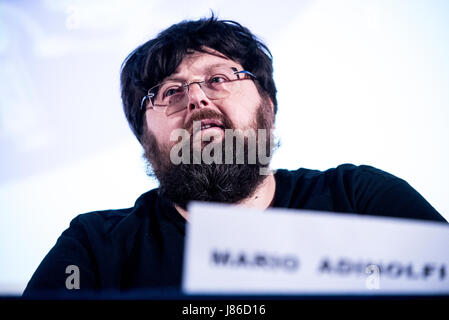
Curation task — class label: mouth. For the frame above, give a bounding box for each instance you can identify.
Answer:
[192,119,225,135]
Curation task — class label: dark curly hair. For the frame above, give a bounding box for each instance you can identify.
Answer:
[120,14,277,142]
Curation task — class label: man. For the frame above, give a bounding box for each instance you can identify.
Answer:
[23,16,446,297]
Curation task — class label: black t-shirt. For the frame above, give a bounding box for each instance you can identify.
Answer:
[22,164,446,297]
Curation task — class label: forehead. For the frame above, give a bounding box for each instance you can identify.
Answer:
[167,50,244,80]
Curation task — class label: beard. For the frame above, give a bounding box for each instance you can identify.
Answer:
[141,101,277,210]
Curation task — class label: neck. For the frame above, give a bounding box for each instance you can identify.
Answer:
[175,173,276,221]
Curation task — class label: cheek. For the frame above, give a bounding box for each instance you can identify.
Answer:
[145,113,184,150]
[225,90,262,127]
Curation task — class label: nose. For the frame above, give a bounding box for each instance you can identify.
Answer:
[187,82,210,112]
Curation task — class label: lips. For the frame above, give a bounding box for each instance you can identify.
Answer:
[192,119,225,135]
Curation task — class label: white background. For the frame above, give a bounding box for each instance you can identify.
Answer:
[1,0,448,294]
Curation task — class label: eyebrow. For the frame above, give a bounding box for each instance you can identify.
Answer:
[164,63,236,82]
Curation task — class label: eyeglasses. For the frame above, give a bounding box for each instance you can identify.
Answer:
[140,67,256,116]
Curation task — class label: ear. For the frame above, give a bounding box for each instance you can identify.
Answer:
[267,97,276,130]
[267,97,274,113]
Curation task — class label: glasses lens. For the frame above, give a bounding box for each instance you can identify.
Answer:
[149,82,187,115]
[202,67,243,99]
[151,82,183,104]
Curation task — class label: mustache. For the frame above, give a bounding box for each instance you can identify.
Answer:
[184,109,234,134]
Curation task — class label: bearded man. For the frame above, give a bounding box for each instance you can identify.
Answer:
[23,15,446,297]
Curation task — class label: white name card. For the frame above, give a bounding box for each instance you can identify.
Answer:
[183,202,449,295]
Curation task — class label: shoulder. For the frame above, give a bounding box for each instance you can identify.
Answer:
[276,163,397,187]
[333,163,398,178]
[68,208,132,237]
[327,163,402,187]
[300,163,399,179]
[275,163,401,204]
[327,164,445,221]
[276,164,446,222]
[65,189,160,239]
[324,163,421,201]
[22,189,162,296]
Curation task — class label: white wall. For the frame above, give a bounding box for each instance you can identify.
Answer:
[1,0,448,294]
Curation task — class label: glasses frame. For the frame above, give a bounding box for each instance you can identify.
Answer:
[140,67,256,114]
